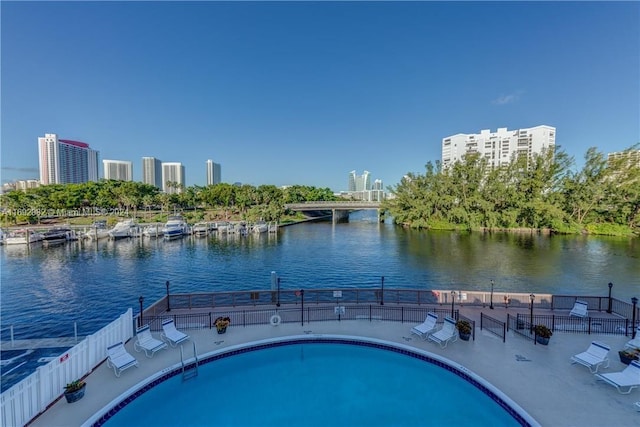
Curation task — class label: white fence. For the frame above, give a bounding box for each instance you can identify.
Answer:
[0,309,133,427]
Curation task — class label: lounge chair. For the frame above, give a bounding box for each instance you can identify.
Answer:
[410,312,439,340]
[161,318,190,347]
[623,326,640,350]
[106,342,139,377]
[635,401,640,412]
[595,360,640,394]
[134,325,168,357]
[570,341,610,373]
[428,316,458,348]
[569,300,589,318]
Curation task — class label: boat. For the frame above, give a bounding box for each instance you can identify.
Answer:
[85,220,109,241]
[42,226,77,246]
[162,215,189,240]
[191,222,212,237]
[143,224,164,238]
[252,221,268,234]
[108,219,140,240]
[0,229,4,245]
[216,221,230,233]
[4,229,44,245]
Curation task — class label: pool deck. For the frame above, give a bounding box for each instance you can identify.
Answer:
[27,306,640,427]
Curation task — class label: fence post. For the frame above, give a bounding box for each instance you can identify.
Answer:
[10,324,14,347]
[74,322,78,343]
[300,289,304,326]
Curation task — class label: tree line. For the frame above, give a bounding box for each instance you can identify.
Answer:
[0,181,337,224]
[382,145,640,236]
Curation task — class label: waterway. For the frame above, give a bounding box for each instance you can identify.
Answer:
[1,211,639,340]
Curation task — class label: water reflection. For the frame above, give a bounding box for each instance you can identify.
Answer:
[1,217,638,337]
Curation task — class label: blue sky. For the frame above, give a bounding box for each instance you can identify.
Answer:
[1,1,638,192]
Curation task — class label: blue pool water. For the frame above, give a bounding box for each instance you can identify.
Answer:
[99,340,526,427]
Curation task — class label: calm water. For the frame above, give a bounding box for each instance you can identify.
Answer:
[104,342,521,427]
[1,211,639,338]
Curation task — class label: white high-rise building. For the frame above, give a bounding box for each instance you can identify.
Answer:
[162,162,185,193]
[441,125,556,169]
[142,157,163,189]
[103,160,133,181]
[206,159,222,186]
[38,133,100,185]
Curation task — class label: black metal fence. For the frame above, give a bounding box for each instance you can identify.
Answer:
[515,313,632,336]
[481,313,506,342]
[151,288,638,321]
[140,305,459,331]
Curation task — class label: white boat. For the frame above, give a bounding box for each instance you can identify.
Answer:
[85,221,109,240]
[216,222,230,233]
[252,221,268,234]
[191,222,212,237]
[162,215,189,240]
[42,226,77,246]
[4,229,44,245]
[143,224,164,238]
[108,219,140,239]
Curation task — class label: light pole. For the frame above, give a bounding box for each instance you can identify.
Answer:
[607,282,613,314]
[632,297,638,339]
[276,277,281,307]
[138,296,144,327]
[451,291,456,317]
[380,276,385,306]
[489,279,495,310]
[529,294,535,332]
[166,280,171,312]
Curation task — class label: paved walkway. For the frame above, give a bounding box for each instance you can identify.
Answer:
[27,314,640,427]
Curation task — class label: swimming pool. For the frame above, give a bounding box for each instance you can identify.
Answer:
[91,337,536,426]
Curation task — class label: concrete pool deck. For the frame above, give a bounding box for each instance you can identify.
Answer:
[27,315,640,427]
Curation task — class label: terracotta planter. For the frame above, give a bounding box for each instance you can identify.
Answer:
[64,383,86,403]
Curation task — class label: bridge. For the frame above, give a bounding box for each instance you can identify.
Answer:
[284,201,383,222]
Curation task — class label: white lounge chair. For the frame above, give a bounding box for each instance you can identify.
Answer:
[161,318,190,347]
[106,342,139,377]
[428,316,458,348]
[569,300,589,318]
[623,326,640,350]
[595,360,640,394]
[134,325,168,357]
[410,312,439,340]
[570,341,610,373]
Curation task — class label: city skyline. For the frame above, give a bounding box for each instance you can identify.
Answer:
[2,2,638,191]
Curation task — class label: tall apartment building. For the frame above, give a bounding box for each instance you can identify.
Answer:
[206,159,222,186]
[607,150,640,168]
[38,133,99,185]
[162,162,185,194]
[103,160,133,181]
[142,157,163,189]
[441,125,556,169]
[348,170,371,192]
[346,170,384,201]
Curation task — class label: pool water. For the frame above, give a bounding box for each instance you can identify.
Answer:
[103,342,523,426]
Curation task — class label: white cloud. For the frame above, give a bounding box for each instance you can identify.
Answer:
[492,90,524,105]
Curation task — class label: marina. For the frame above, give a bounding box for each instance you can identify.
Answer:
[1,214,639,426]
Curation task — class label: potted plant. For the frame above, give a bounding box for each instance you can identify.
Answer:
[456,319,472,341]
[618,348,640,365]
[533,324,553,345]
[214,316,231,334]
[63,379,86,403]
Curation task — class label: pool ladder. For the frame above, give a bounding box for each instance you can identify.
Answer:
[180,341,199,381]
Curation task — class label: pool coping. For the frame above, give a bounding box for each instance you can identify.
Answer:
[83,334,540,427]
